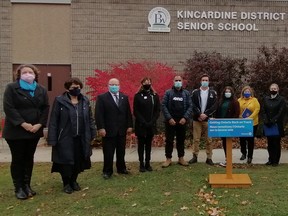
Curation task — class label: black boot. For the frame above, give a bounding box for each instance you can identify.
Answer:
[24,184,36,197]
[139,162,146,172]
[70,173,81,191]
[13,178,28,200]
[24,175,36,197]
[145,162,153,172]
[15,187,28,200]
[189,154,198,164]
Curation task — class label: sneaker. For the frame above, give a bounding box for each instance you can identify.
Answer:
[219,162,226,167]
[162,158,172,168]
[206,158,214,166]
[240,154,246,160]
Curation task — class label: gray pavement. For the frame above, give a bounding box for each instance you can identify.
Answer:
[1,138,288,164]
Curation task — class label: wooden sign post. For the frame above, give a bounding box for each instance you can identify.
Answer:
[208,119,252,188]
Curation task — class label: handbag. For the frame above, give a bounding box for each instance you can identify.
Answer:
[263,124,279,136]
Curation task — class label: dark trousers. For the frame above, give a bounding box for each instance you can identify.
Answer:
[267,136,281,164]
[6,138,39,189]
[102,135,126,175]
[221,137,227,157]
[240,125,258,159]
[137,134,153,164]
[165,123,186,158]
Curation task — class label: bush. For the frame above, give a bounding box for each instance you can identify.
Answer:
[183,51,249,95]
[86,61,177,110]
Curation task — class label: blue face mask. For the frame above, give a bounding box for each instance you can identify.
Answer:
[225,92,232,98]
[243,92,251,98]
[201,81,209,87]
[109,85,119,93]
[174,81,182,88]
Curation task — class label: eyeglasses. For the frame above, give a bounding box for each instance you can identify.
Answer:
[175,80,182,82]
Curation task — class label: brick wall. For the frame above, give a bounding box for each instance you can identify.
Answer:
[0,0,12,116]
[71,0,288,81]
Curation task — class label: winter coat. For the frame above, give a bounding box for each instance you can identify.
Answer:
[3,81,49,139]
[48,92,96,165]
[133,90,160,137]
[162,87,193,122]
[262,94,286,137]
[191,88,217,121]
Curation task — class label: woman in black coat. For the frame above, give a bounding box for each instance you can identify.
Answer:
[48,78,96,194]
[216,86,240,167]
[133,77,160,172]
[262,83,286,166]
[3,64,49,200]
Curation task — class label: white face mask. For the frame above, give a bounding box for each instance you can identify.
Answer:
[21,73,35,84]
[225,92,232,98]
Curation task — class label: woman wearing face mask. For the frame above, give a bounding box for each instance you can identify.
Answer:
[216,86,240,167]
[3,64,49,199]
[238,86,260,164]
[262,83,286,166]
[133,78,160,172]
[48,77,96,194]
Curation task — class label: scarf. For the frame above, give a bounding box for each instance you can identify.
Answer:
[19,79,37,97]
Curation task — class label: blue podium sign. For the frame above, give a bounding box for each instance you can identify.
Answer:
[208,119,253,137]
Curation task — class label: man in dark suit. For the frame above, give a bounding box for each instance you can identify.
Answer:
[95,78,133,179]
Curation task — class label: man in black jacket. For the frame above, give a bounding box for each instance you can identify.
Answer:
[95,78,133,179]
[189,74,217,165]
[162,75,193,168]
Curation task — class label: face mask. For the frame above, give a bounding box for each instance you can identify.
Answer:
[21,73,35,84]
[174,81,182,88]
[143,84,151,91]
[270,90,278,95]
[243,92,251,98]
[69,87,81,96]
[225,92,232,98]
[109,85,120,93]
[201,81,209,87]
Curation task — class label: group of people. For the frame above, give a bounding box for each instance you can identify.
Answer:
[2,64,286,200]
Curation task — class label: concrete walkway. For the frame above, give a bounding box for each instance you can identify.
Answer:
[1,138,288,164]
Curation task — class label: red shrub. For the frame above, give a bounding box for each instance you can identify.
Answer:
[86,61,177,110]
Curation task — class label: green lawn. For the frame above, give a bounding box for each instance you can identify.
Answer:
[0,162,287,216]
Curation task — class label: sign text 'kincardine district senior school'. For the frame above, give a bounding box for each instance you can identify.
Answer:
[177,10,286,31]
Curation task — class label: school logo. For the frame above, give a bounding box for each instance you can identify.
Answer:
[148,7,171,32]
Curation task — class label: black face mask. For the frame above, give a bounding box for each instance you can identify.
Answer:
[69,87,81,96]
[143,84,151,91]
[270,90,278,95]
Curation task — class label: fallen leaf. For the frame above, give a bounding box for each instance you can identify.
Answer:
[180,206,189,211]
[164,192,171,196]
[82,187,89,191]
[241,200,249,205]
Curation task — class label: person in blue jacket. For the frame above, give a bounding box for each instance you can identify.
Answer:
[162,75,193,168]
